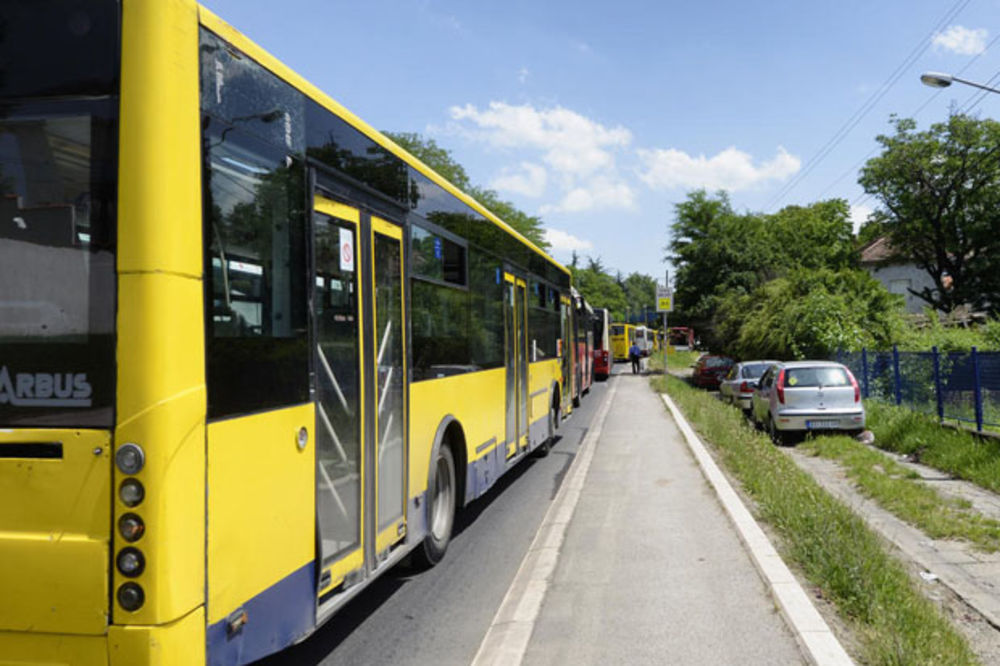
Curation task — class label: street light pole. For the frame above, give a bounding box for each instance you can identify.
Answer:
[920,71,1000,95]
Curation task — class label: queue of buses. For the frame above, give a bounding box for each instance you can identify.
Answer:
[0,2,640,664]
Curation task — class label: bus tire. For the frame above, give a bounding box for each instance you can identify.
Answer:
[537,396,559,457]
[412,444,456,568]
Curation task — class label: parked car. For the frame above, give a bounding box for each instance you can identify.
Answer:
[750,361,865,445]
[691,355,734,389]
[719,360,778,412]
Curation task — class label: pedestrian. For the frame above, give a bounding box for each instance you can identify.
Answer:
[629,340,642,374]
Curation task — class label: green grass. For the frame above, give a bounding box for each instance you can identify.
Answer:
[665,349,700,371]
[652,374,979,666]
[867,400,1000,495]
[801,434,1000,551]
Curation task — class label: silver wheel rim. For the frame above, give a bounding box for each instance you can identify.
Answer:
[431,454,454,541]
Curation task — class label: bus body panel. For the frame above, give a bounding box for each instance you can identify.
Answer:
[0,429,111,635]
[205,403,316,654]
[529,358,560,441]
[0,631,108,666]
[108,606,205,666]
[409,368,505,505]
[610,323,634,362]
[116,0,207,631]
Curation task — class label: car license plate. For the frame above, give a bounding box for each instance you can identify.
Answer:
[806,420,839,430]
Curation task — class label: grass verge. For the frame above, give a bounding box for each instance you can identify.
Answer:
[800,434,1000,551]
[866,400,1000,495]
[665,349,700,372]
[653,373,979,666]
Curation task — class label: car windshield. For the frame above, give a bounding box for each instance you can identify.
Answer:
[785,367,850,388]
[742,363,769,378]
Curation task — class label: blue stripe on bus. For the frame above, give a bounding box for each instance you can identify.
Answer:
[206,560,315,666]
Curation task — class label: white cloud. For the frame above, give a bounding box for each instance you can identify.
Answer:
[491,162,547,198]
[636,146,800,192]
[932,25,988,55]
[449,102,632,178]
[850,204,873,234]
[544,228,593,252]
[541,176,636,214]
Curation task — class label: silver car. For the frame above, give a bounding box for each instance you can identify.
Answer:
[719,360,778,412]
[750,361,865,445]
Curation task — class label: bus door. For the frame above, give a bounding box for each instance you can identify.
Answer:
[311,197,364,594]
[369,216,407,563]
[503,273,529,457]
[311,198,407,598]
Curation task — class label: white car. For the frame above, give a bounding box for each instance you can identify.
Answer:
[750,361,865,445]
[719,360,778,412]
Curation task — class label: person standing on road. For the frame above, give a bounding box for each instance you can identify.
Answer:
[629,341,642,374]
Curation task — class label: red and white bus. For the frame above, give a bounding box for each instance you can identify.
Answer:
[592,308,612,380]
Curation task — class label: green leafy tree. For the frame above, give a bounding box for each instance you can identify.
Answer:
[859,113,1000,313]
[622,272,658,323]
[766,199,856,271]
[569,260,628,320]
[385,131,548,249]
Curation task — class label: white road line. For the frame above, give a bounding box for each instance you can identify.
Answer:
[660,392,854,666]
[471,378,619,666]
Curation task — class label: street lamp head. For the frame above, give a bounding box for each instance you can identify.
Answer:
[920,71,954,89]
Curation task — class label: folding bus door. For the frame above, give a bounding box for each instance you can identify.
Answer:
[312,196,364,594]
[503,272,529,458]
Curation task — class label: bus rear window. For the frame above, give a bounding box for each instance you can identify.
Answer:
[0,98,118,427]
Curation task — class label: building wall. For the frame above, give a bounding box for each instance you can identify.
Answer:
[865,262,937,314]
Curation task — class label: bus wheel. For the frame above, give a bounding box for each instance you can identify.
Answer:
[413,445,456,568]
[537,399,558,457]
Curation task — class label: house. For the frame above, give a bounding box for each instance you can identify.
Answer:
[859,236,938,314]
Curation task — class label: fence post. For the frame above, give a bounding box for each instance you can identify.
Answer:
[892,345,902,406]
[973,346,983,433]
[861,348,870,399]
[932,346,944,421]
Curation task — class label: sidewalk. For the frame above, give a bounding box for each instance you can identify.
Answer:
[521,372,807,665]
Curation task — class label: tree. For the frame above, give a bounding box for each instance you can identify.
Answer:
[569,260,629,321]
[622,272,658,323]
[859,113,1000,313]
[386,131,548,249]
[765,199,856,272]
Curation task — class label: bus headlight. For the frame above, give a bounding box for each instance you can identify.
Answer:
[116,547,145,577]
[117,583,145,611]
[115,443,145,475]
[119,478,145,507]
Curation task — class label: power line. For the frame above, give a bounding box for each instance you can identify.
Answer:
[764,0,973,212]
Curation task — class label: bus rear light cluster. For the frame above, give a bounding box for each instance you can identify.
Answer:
[115,443,145,474]
[117,547,145,577]
[118,513,145,542]
[119,478,144,507]
[117,582,144,612]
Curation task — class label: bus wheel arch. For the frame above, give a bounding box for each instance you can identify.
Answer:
[412,416,466,568]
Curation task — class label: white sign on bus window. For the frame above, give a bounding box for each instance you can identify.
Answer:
[340,227,355,272]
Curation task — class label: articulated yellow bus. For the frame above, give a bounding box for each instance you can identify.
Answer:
[0,2,574,663]
[610,323,635,361]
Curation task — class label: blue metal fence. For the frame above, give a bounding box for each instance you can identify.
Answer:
[835,346,1000,433]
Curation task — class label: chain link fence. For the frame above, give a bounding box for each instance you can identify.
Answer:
[835,347,1000,433]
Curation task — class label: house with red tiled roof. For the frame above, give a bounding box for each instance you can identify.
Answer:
[859,236,938,314]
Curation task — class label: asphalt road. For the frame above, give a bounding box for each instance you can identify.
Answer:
[256,369,614,666]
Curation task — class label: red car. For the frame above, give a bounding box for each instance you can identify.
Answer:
[691,355,734,389]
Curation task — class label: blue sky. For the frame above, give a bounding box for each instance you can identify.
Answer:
[202,0,999,284]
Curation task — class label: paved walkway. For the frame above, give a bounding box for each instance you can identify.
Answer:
[522,372,806,665]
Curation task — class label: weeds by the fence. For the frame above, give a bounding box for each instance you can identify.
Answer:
[866,400,1000,495]
[653,373,979,665]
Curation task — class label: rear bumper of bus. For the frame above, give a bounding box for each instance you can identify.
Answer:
[0,606,206,666]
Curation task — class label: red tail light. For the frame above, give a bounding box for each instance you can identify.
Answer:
[847,370,860,403]
[775,369,786,404]
[739,381,751,392]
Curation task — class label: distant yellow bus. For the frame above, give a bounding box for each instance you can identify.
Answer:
[610,323,636,361]
[0,2,573,664]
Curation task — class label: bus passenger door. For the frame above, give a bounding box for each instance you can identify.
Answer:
[312,197,364,595]
[503,273,528,458]
[370,217,407,560]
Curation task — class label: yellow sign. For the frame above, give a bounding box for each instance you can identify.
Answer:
[657,296,672,312]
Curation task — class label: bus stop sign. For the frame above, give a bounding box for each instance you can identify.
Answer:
[656,287,673,313]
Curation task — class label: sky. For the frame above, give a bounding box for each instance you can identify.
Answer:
[202,0,1000,285]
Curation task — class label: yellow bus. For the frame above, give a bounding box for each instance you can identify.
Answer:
[610,323,635,361]
[0,2,574,663]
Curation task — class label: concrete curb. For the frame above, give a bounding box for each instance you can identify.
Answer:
[660,392,854,666]
[471,378,619,666]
